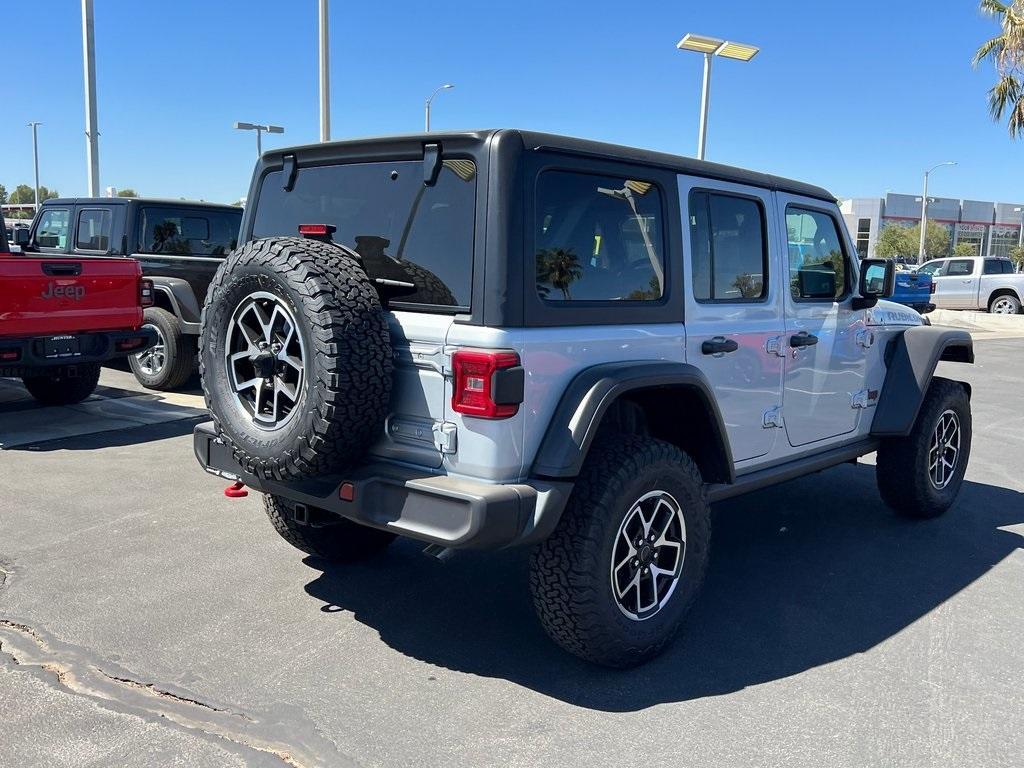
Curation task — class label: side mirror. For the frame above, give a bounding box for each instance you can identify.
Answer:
[854,258,895,310]
[14,228,30,247]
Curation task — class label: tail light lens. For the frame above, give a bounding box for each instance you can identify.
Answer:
[930,282,937,294]
[451,350,522,419]
[140,278,155,308]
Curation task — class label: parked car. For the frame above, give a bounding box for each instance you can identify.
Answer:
[20,197,243,389]
[889,267,934,313]
[192,130,974,667]
[1,212,157,404]
[918,255,1024,313]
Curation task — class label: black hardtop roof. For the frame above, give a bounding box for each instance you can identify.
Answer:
[42,197,241,210]
[264,128,836,203]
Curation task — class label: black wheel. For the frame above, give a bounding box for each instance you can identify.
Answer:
[22,363,101,405]
[264,494,396,562]
[200,237,392,481]
[530,435,711,668]
[877,377,972,519]
[128,307,196,390]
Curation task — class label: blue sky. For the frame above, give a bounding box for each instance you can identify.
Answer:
[2,0,1018,204]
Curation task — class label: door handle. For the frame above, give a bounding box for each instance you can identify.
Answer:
[790,332,819,349]
[701,337,739,355]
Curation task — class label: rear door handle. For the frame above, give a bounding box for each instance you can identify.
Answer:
[790,332,819,349]
[702,337,739,355]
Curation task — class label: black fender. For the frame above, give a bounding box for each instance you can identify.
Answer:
[150,277,203,330]
[871,325,973,437]
[531,361,734,482]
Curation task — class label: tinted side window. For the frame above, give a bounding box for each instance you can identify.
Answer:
[534,171,664,302]
[253,160,475,308]
[34,208,70,250]
[983,259,1001,275]
[918,260,945,276]
[76,209,112,251]
[689,192,767,302]
[138,207,241,256]
[786,207,849,301]
[1004,260,1017,274]
[947,259,974,276]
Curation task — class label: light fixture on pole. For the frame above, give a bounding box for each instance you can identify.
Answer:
[918,161,956,261]
[233,122,284,157]
[28,122,42,209]
[425,84,454,132]
[677,33,759,161]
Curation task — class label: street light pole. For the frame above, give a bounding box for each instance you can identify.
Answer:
[425,84,454,132]
[318,0,330,142]
[677,34,759,161]
[918,161,956,261]
[233,122,285,157]
[81,0,100,196]
[28,122,42,210]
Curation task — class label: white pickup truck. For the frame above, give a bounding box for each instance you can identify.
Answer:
[918,256,1024,314]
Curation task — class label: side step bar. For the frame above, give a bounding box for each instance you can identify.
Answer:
[706,439,879,504]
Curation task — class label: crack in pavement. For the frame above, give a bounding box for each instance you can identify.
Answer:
[0,619,355,768]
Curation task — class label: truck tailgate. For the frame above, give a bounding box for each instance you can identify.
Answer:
[0,256,143,336]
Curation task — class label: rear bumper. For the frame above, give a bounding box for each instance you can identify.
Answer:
[193,422,572,550]
[0,327,157,377]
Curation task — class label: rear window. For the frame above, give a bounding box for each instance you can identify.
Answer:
[137,207,241,256]
[252,159,477,309]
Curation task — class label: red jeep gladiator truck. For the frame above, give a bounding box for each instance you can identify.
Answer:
[1,213,157,405]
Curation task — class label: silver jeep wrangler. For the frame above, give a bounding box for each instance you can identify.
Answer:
[194,130,974,667]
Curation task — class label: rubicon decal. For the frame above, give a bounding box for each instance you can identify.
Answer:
[41,282,86,300]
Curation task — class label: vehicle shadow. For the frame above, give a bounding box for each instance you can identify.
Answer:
[301,462,1024,711]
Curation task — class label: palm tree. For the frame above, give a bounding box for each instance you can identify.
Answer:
[974,0,1024,137]
[536,248,583,300]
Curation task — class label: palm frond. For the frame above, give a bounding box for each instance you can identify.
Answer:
[973,35,1005,66]
[978,0,1009,16]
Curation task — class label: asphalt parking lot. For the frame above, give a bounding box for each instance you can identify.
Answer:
[1,338,1022,768]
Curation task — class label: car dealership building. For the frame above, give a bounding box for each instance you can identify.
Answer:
[840,194,1024,261]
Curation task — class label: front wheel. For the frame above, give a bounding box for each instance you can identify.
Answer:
[530,436,711,668]
[22,363,101,405]
[876,378,972,519]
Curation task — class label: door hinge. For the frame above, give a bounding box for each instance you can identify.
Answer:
[850,388,880,409]
[762,405,784,429]
[765,336,787,357]
[855,329,876,349]
[432,421,458,454]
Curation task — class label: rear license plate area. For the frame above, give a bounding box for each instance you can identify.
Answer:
[43,335,81,358]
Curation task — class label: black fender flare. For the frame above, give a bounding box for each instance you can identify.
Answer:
[150,277,202,329]
[530,361,734,482]
[871,325,973,437]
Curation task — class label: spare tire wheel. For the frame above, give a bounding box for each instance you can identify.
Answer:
[200,236,393,480]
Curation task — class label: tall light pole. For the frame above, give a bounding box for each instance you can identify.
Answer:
[677,34,759,161]
[81,0,101,196]
[425,84,454,132]
[918,161,956,261]
[28,122,42,210]
[318,0,330,142]
[233,122,284,157]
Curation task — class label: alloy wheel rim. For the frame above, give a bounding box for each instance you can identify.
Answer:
[609,490,687,621]
[928,409,961,490]
[992,297,1017,314]
[225,291,305,430]
[134,324,166,375]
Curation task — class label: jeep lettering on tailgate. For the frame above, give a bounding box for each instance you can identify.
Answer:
[41,282,86,300]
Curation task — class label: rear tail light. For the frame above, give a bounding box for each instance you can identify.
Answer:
[140,278,155,308]
[451,350,523,419]
[0,349,20,362]
[930,282,937,294]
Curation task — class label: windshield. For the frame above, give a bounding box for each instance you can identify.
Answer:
[252,159,476,309]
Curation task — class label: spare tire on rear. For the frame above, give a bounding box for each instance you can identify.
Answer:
[200,237,393,481]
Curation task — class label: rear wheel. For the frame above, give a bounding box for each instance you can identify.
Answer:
[129,307,196,390]
[988,293,1021,314]
[264,494,396,562]
[530,436,711,667]
[876,378,972,519]
[22,363,101,405]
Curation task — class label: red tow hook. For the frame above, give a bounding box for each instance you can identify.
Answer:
[224,481,248,498]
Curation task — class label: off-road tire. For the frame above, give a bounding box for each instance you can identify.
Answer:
[22,363,101,405]
[264,494,396,561]
[129,307,196,390]
[200,237,392,481]
[530,435,711,668]
[877,377,971,519]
